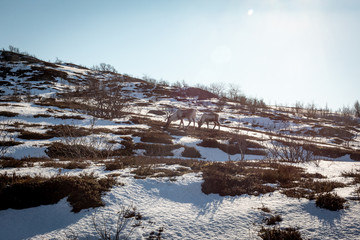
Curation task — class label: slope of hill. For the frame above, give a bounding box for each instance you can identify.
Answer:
[0,50,360,239]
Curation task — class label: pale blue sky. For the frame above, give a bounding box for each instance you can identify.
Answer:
[1,0,359,110]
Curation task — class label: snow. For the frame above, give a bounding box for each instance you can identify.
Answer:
[1,161,360,240]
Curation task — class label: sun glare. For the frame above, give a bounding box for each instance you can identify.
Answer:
[248,9,254,16]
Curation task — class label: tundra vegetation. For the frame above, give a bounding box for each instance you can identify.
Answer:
[0,48,359,239]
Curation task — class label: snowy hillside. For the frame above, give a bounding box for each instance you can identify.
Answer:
[0,50,360,239]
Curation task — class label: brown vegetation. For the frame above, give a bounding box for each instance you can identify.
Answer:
[0,172,116,212]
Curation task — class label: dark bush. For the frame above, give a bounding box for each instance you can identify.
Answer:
[0,173,116,212]
[104,159,124,171]
[135,143,181,156]
[33,113,52,118]
[303,180,346,193]
[45,142,101,159]
[140,132,173,144]
[0,111,18,117]
[18,131,53,140]
[259,226,303,240]
[46,124,90,138]
[0,159,25,168]
[197,138,220,148]
[182,146,201,158]
[42,161,89,169]
[315,193,347,211]
[201,162,275,196]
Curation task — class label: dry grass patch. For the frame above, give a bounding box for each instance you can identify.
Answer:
[182,146,201,158]
[315,193,347,211]
[0,173,116,212]
[201,161,340,198]
[42,160,90,169]
[45,142,102,159]
[258,226,303,240]
[138,131,173,144]
[135,143,181,156]
[0,159,26,168]
[131,165,192,179]
[105,156,204,172]
[46,124,90,137]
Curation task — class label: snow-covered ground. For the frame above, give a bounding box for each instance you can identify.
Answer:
[0,160,360,240]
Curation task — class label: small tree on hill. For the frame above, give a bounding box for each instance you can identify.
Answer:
[354,100,360,118]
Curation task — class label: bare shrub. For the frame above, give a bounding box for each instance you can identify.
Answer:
[226,83,242,101]
[91,63,118,73]
[267,137,316,163]
[305,102,318,118]
[83,77,129,119]
[92,206,142,240]
[46,123,116,159]
[209,82,226,97]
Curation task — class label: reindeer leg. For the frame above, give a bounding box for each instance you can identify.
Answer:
[186,119,191,129]
[179,119,184,129]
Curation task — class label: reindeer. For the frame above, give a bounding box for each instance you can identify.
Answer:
[164,108,196,129]
[198,112,220,130]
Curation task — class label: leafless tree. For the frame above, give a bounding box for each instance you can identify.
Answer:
[209,82,225,97]
[354,100,360,118]
[227,83,243,101]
